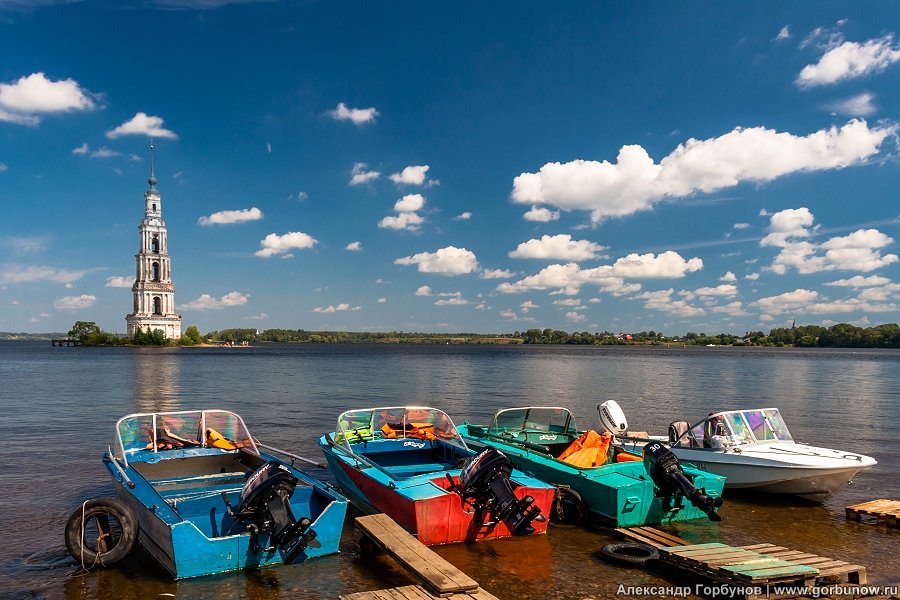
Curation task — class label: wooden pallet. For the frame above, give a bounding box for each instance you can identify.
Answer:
[658,542,866,600]
[353,514,494,598]
[615,526,690,548]
[340,584,499,600]
[846,498,900,527]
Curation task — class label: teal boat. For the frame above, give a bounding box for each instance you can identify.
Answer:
[458,407,724,527]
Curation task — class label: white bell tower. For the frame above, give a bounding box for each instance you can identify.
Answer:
[125,143,182,339]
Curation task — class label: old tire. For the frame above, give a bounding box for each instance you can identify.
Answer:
[551,487,586,526]
[599,542,659,567]
[65,497,137,567]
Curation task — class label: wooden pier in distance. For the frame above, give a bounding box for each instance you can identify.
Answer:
[615,526,867,600]
[51,338,81,347]
[845,498,900,528]
[340,514,498,600]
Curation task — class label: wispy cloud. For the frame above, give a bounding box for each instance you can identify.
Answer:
[105,276,133,288]
[313,303,361,313]
[349,162,380,185]
[54,294,96,310]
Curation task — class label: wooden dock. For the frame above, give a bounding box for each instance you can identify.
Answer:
[341,514,498,600]
[846,498,900,527]
[51,338,81,347]
[615,527,867,600]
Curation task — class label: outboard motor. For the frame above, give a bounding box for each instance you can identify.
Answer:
[455,447,546,536]
[223,462,318,563]
[642,441,723,522]
[597,400,628,437]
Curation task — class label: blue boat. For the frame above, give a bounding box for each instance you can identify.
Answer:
[317,406,555,545]
[67,409,347,579]
[458,407,725,527]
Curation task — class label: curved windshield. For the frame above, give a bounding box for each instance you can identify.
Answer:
[334,406,467,452]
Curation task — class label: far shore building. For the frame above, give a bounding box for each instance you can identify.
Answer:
[125,144,182,339]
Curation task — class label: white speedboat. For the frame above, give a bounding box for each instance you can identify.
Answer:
[599,402,876,502]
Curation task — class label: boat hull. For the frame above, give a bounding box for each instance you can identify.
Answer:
[319,438,554,545]
[459,427,724,527]
[670,444,876,502]
[106,450,347,579]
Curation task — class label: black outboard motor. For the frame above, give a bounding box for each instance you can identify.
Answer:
[223,462,318,563]
[642,442,723,522]
[455,447,546,535]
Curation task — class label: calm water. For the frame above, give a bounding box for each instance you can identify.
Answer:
[2,342,898,599]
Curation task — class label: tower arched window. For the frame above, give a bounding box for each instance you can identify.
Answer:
[153,297,162,315]
[151,236,159,253]
[152,203,157,211]
[151,262,160,282]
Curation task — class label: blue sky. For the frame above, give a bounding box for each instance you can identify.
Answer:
[1,1,899,335]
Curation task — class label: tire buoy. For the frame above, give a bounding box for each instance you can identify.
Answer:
[65,497,137,568]
[551,487,586,526]
[599,542,659,567]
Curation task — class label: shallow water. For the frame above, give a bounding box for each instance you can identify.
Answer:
[2,342,898,598]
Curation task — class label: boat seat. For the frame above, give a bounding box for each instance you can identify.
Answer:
[668,421,693,448]
[383,463,450,477]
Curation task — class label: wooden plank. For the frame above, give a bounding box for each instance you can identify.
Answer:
[356,515,479,595]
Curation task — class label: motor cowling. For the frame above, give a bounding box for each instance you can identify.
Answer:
[457,447,546,536]
[227,462,318,563]
[598,400,628,436]
[642,441,722,522]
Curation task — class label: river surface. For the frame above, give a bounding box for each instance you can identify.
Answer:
[1,342,898,599]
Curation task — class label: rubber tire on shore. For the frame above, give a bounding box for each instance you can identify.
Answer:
[65,497,137,567]
[599,542,659,567]
[551,487,586,526]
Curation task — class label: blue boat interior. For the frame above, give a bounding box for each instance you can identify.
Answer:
[350,439,470,479]
[130,450,330,538]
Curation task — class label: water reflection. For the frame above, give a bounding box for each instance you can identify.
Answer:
[130,349,182,413]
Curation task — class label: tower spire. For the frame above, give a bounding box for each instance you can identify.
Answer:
[148,139,158,191]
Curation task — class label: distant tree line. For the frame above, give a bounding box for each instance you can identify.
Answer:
[203,323,900,348]
[48,321,900,349]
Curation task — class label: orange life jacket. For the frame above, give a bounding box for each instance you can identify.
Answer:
[558,430,612,467]
[380,422,437,441]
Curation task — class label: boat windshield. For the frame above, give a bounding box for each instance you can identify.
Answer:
[687,408,793,447]
[114,410,257,466]
[333,406,467,452]
[488,407,576,435]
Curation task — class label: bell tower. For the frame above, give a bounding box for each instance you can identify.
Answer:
[125,143,182,339]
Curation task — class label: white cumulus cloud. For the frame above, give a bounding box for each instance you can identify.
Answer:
[107,112,178,139]
[54,294,96,310]
[179,291,249,310]
[395,246,478,275]
[329,102,378,125]
[198,207,263,226]
[0,72,97,125]
[390,165,430,186]
[509,234,606,261]
[379,194,426,231]
[826,275,891,288]
[511,120,893,223]
[105,276,133,288]
[255,231,317,258]
[762,208,898,274]
[345,241,362,251]
[523,206,560,222]
[797,35,900,87]
[453,212,472,221]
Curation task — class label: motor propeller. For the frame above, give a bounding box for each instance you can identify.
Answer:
[642,441,723,522]
[455,447,546,535]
